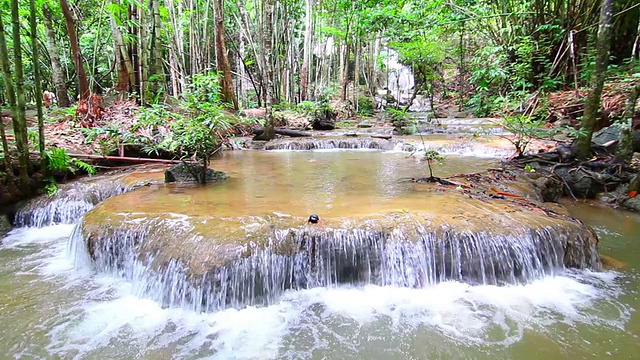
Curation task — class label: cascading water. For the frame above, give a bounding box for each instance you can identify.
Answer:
[72,212,599,313]
[264,137,397,151]
[13,178,130,227]
[1,149,636,359]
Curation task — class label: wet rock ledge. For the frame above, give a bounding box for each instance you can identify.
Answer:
[78,170,600,312]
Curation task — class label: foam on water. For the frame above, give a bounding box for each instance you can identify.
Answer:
[0,227,633,359]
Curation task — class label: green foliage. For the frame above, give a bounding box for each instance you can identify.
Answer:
[498,115,547,157]
[44,147,96,175]
[44,179,59,196]
[387,108,416,135]
[356,96,374,116]
[421,149,444,178]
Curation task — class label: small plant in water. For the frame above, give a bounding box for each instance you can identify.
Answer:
[423,149,444,179]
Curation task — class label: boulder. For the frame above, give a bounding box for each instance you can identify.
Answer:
[593,126,640,152]
[164,163,228,183]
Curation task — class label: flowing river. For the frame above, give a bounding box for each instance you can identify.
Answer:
[1,137,639,359]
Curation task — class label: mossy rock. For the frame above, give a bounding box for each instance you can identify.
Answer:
[165,163,228,183]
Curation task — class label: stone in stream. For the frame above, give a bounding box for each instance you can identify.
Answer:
[164,163,228,183]
[77,169,600,313]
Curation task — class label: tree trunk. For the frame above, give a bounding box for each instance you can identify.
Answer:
[0,16,17,178]
[109,3,136,98]
[575,0,614,160]
[60,0,90,101]
[42,4,70,108]
[213,0,238,109]
[10,0,30,184]
[615,81,640,163]
[30,0,46,168]
[0,22,12,176]
[300,0,314,101]
[147,0,164,102]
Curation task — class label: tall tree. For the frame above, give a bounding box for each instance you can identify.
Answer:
[300,0,314,101]
[575,0,614,160]
[42,4,70,108]
[0,14,14,179]
[60,0,91,101]
[10,0,30,184]
[30,0,45,167]
[213,0,238,109]
[615,81,640,163]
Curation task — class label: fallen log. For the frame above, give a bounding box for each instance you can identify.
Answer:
[67,153,192,164]
[253,126,312,137]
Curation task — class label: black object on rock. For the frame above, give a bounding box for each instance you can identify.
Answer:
[308,214,320,224]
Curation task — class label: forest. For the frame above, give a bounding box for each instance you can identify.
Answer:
[1,0,640,204]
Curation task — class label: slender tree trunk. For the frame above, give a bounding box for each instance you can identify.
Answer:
[213,0,238,109]
[300,0,313,101]
[264,0,276,107]
[147,0,164,102]
[0,16,13,176]
[60,0,90,101]
[30,0,46,168]
[0,121,12,178]
[10,0,30,184]
[576,0,614,159]
[42,4,70,108]
[110,8,136,98]
[238,34,247,107]
[615,82,640,163]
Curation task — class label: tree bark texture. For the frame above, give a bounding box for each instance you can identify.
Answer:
[60,0,91,101]
[42,4,70,108]
[10,0,31,183]
[30,0,46,166]
[213,0,238,109]
[576,0,614,159]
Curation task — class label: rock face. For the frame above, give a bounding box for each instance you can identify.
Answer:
[164,163,228,183]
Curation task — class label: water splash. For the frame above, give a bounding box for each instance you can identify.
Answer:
[398,141,513,158]
[74,217,599,313]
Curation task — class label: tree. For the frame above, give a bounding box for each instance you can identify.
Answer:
[30,0,46,167]
[8,0,31,184]
[42,4,70,108]
[0,13,16,179]
[60,0,90,101]
[615,81,640,163]
[575,0,614,159]
[213,0,238,109]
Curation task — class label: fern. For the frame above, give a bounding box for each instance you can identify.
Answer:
[72,159,96,175]
[44,147,96,175]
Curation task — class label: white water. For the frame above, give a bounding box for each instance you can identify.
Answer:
[0,225,634,359]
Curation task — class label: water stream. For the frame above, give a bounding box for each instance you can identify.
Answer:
[1,138,638,359]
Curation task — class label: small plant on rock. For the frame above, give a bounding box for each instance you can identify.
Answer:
[423,149,444,180]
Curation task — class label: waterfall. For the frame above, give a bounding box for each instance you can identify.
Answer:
[74,214,600,313]
[264,138,397,151]
[14,177,134,227]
